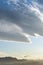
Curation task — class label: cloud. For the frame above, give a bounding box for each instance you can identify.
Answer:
[35,0,43,5]
[0,0,43,43]
[0,52,8,57]
[24,54,43,60]
[30,1,43,23]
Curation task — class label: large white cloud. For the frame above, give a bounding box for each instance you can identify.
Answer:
[0,0,43,43]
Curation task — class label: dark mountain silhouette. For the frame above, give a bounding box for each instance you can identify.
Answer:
[0,57,18,62]
[0,57,43,65]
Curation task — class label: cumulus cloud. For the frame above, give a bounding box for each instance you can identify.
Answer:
[0,0,43,43]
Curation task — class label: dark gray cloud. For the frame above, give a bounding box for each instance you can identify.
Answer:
[0,0,43,43]
[35,0,43,5]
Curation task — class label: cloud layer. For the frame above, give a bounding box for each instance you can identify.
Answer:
[0,0,43,43]
[0,52,8,57]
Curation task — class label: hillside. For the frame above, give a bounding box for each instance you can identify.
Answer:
[0,57,43,65]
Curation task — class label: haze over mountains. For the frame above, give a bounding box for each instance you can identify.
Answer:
[0,57,43,65]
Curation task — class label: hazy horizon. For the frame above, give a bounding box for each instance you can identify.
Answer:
[0,0,43,62]
[0,37,43,60]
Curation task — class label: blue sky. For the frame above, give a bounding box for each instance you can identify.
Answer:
[0,0,43,60]
[0,37,43,59]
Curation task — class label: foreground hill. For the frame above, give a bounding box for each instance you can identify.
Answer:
[0,57,43,65]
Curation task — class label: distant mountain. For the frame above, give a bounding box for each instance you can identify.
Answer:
[0,57,43,65]
[0,57,18,62]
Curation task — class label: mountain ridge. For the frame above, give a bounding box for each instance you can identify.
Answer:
[0,57,18,62]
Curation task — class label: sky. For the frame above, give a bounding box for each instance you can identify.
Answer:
[0,0,43,60]
[0,37,43,60]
